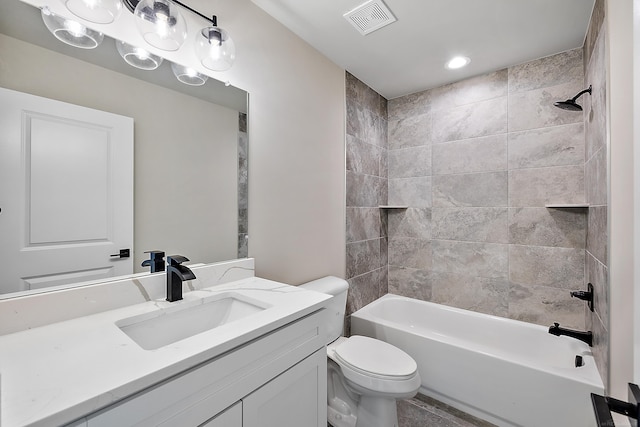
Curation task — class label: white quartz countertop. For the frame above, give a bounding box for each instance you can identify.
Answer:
[0,277,329,427]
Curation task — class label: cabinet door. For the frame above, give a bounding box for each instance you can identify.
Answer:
[243,348,326,427]
[200,402,242,427]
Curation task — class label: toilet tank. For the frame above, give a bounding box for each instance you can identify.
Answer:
[299,276,348,343]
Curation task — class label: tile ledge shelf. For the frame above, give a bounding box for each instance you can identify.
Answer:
[379,205,409,209]
[545,203,589,208]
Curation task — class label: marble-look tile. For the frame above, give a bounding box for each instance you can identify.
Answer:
[508,123,585,169]
[586,147,607,207]
[388,266,432,301]
[347,267,386,315]
[432,134,507,175]
[508,81,585,132]
[389,176,432,208]
[388,90,431,121]
[586,253,609,328]
[397,397,492,427]
[346,207,381,243]
[238,112,247,133]
[431,272,509,317]
[347,100,385,146]
[585,26,607,160]
[346,71,387,119]
[584,0,605,70]
[388,113,432,149]
[509,283,585,329]
[430,69,508,111]
[432,97,507,143]
[432,207,508,243]
[346,171,385,207]
[237,233,248,258]
[346,239,381,279]
[238,208,248,234]
[508,166,584,207]
[587,206,608,265]
[409,395,498,427]
[431,240,508,279]
[508,49,583,94]
[380,235,388,268]
[508,207,586,248]
[586,309,609,390]
[388,238,432,270]
[380,146,388,179]
[433,172,508,207]
[388,208,431,239]
[509,245,584,289]
[346,135,382,176]
[388,145,432,178]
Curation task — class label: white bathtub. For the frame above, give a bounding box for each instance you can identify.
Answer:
[350,294,604,427]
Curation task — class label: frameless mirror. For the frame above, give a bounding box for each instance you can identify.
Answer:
[0,0,248,297]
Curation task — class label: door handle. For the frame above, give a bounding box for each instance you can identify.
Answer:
[110,249,130,259]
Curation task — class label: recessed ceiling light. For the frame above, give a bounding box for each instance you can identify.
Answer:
[445,56,471,70]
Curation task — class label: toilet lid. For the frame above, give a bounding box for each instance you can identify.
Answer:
[334,336,417,379]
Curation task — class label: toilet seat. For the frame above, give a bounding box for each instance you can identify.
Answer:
[334,336,417,380]
[328,336,421,396]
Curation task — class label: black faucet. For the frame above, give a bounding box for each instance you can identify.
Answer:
[548,322,593,346]
[141,250,165,273]
[166,255,196,302]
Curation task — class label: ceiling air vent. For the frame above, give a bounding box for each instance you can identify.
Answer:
[343,0,397,36]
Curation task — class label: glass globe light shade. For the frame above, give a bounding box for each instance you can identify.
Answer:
[61,0,123,24]
[171,63,208,86]
[195,26,235,71]
[41,7,104,49]
[133,0,187,51]
[116,40,163,70]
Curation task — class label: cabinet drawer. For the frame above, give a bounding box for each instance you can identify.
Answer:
[87,310,324,427]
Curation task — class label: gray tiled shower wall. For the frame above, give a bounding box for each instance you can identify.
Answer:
[385,49,589,329]
[584,0,609,391]
[345,72,389,321]
[344,4,609,425]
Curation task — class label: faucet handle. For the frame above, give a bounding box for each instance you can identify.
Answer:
[167,255,190,266]
[144,250,165,259]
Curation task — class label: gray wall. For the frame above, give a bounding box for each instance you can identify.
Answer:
[346,49,592,330]
[345,72,389,318]
[386,49,588,329]
[584,0,609,390]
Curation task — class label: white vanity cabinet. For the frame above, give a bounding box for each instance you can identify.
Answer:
[71,310,326,427]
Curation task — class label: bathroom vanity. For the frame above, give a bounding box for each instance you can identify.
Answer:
[0,259,329,427]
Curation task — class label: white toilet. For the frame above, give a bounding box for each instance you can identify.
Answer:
[300,277,421,427]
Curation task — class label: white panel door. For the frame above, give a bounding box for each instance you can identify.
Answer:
[0,87,134,294]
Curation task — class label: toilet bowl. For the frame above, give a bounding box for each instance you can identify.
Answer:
[300,277,421,427]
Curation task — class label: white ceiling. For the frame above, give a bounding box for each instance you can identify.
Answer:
[250,0,596,99]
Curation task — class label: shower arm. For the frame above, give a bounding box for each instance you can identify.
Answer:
[571,85,592,102]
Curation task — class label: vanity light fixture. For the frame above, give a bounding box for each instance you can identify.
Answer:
[171,62,208,86]
[124,0,235,70]
[116,40,163,70]
[132,0,187,51]
[60,0,123,24]
[445,56,471,70]
[41,6,104,49]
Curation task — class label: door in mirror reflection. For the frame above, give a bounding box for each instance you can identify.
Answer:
[0,87,134,294]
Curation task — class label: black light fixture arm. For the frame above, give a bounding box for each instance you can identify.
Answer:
[124,0,218,26]
[171,0,217,26]
[572,85,592,102]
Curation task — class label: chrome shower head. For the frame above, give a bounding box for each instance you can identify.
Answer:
[554,85,592,112]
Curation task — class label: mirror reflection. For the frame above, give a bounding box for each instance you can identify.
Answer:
[0,0,249,297]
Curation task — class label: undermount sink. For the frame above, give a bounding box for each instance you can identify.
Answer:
[116,293,269,350]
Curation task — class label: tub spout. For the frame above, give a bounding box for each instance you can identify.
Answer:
[548,322,593,347]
